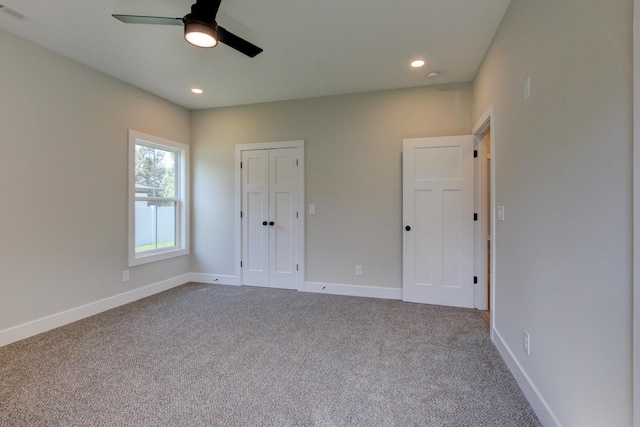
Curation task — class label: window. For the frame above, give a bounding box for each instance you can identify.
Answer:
[128,130,189,266]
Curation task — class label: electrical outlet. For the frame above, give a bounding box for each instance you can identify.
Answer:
[122,270,130,282]
[524,77,531,100]
[523,330,531,355]
[497,206,505,222]
[355,265,363,276]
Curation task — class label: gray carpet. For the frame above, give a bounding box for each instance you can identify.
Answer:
[0,283,541,426]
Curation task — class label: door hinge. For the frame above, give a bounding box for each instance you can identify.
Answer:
[296,159,299,166]
[240,211,243,218]
[296,211,299,219]
[241,261,243,268]
[474,213,478,221]
[296,264,299,271]
[474,276,478,284]
[240,162,243,168]
[474,150,478,158]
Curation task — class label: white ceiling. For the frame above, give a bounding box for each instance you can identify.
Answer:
[0,0,511,110]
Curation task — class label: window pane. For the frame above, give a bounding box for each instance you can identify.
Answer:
[135,200,177,252]
[155,200,177,248]
[155,151,176,198]
[134,145,176,198]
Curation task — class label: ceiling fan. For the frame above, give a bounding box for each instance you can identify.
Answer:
[113,0,263,58]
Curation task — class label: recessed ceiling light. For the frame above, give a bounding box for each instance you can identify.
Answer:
[191,88,204,94]
[411,60,425,68]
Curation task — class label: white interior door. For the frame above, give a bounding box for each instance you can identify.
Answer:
[268,148,298,289]
[241,147,299,290]
[403,135,475,308]
[241,149,269,287]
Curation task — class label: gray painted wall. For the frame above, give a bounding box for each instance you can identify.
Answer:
[473,0,633,425]
[1,0,635,422]
[0,29,191,331]
[190,85,472,288]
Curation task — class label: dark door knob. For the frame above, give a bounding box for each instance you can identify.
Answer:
[405,226,411,231]
[269,221,275,226]
[262,221,268,226]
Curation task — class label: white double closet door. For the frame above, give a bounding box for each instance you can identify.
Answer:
[241,147,299,290]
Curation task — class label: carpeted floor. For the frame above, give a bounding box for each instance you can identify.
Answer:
[0,283,541,426]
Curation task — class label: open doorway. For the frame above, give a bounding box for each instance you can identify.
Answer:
[473,105,495,337]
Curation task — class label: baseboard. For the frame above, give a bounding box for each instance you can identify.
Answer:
[0,273,192,348]
[493,327,562,427]
[189,273,239,286]
[304,281,402,300]
[189,275,400,300]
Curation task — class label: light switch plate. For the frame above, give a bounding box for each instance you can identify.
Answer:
[523,330,531,355]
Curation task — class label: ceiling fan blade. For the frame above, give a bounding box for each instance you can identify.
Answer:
[112,15,183,26]
[218,27,263,58]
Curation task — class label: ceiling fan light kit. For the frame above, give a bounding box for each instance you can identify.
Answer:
[184,16,218,48]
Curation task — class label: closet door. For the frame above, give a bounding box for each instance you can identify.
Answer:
[241,148,299,289]
[268,148,298,289]
[241,150,269,287]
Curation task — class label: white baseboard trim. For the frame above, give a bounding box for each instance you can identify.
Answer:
[0,273,192,348]
[493,327,562,427]
[189,273,239,286]
[304,281,402,300]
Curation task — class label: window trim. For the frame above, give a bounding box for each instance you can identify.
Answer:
[128,130,189,267]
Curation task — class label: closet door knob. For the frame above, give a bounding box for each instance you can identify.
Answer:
[405,226,411,231]
[262,221,268,226]
[269,221,275,226]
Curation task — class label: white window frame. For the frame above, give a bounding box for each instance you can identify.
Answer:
[128,130,189,266]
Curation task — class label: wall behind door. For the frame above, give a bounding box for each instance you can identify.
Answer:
[191,84,471,290]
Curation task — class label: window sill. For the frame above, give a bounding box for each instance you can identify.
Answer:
[128,247,189,267]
